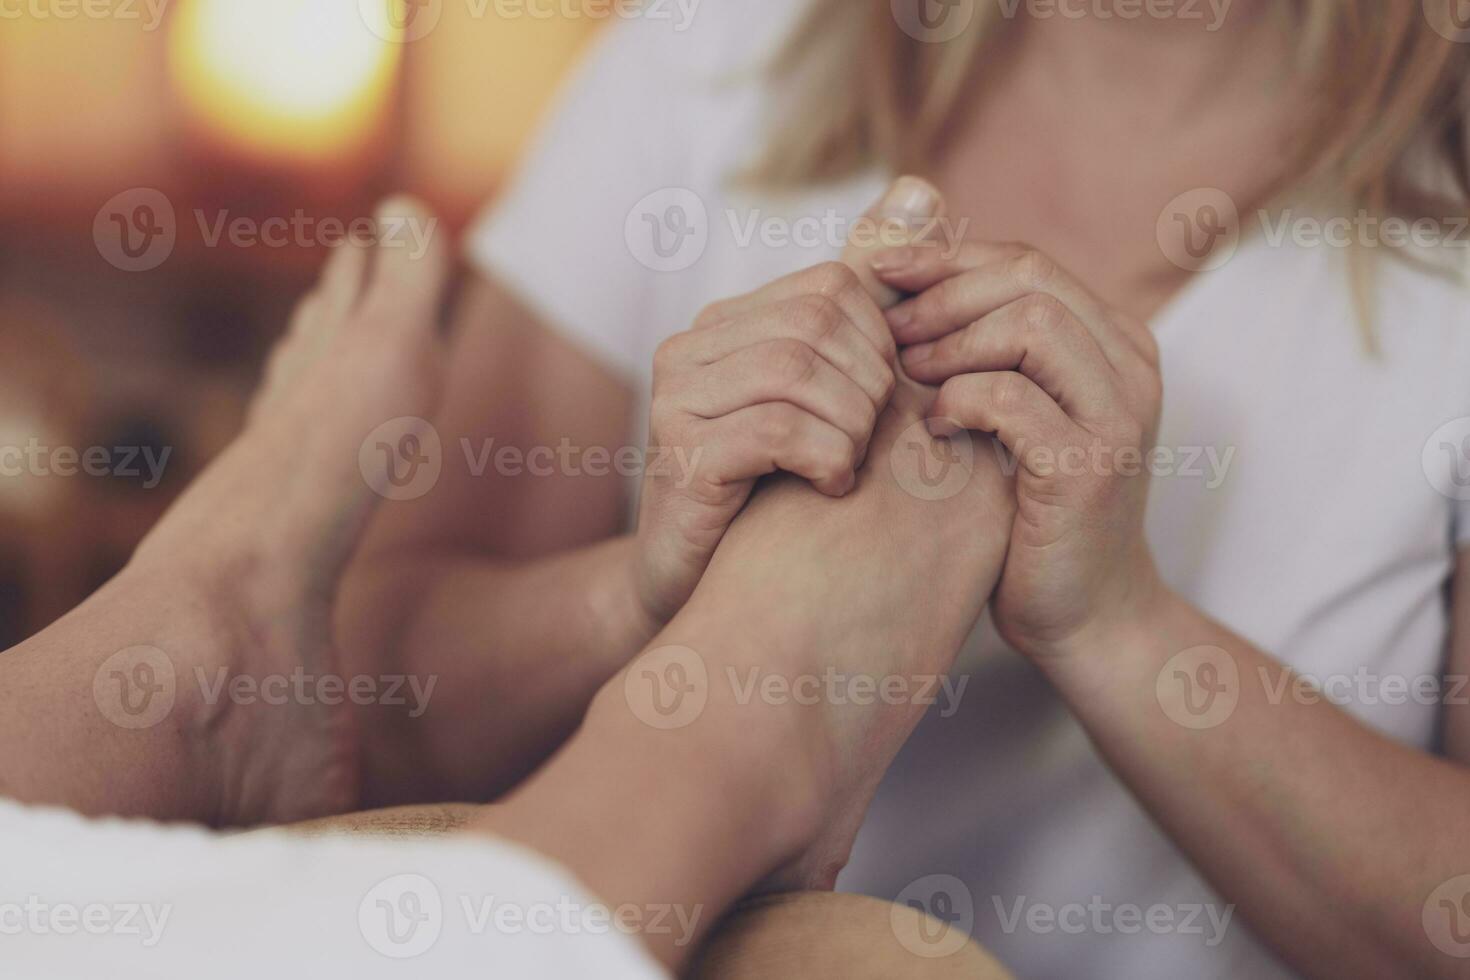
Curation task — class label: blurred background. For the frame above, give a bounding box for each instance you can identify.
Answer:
[0,0,599,647]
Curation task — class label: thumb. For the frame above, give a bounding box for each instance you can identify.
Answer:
[841,175,945,310]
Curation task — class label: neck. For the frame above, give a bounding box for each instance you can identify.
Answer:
[1013,0,1289,118]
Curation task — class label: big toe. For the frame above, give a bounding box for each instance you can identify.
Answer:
[366,195,451,318]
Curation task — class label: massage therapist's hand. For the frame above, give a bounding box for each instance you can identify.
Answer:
[632,178,945,626]
[872,242,1167,662]
[631,260,899,624]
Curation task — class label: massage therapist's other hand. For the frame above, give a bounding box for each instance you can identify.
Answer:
[872,242,1168,663]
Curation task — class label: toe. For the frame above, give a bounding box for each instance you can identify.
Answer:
[317,234,371,322]
[367,195,449,322]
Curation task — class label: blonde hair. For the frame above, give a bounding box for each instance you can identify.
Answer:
[752,1,1470,238]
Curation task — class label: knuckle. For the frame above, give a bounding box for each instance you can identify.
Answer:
[990,372,1029,414]
[795,294,846,344]
[937,375,978,416]
[824,438,857,475]
[953,323,986,362]
[875,363,898,403]
[808,261,862,299]
[871,319,899,362]
[1010,249,1057,290]
[757,406,799,446]
[766,339,821,387]
[693,299,733,331]
[1020,293,1067,332]
[652,334,686,376]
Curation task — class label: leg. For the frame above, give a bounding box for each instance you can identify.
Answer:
[0,198,449,826]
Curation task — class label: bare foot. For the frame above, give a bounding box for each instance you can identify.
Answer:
[712,175,1014,890]
[128,198,449,825]
[685,374,1015,891]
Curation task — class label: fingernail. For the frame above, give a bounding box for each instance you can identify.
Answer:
[870,247,914,275]
[877,176,940,222]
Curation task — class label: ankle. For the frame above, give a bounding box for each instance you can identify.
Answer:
[113,550,356,826]
[619,623,837,865]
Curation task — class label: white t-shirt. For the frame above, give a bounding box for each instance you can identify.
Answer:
[0,799,665,979]
[467,7,1470,979]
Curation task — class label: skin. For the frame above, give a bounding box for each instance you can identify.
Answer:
[0,196,1011,975]
[871,233,1470,979]
[338,3,1470,978]
[477,373,1015,967]
[0,199,451,824]
[337,178,946,804]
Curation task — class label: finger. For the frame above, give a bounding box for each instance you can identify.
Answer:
[902,294,1122,423]
[697,403,858,496]
[680,340,878,453]
[365,196,450,323]
[839,174,947,310]
[696,261,897,365]
[869,240,1026,295]
[887,250,1138,369]
[688,294,895,407]
[928,372,1085,473]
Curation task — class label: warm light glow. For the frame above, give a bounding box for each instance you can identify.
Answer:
[169,0,401,163]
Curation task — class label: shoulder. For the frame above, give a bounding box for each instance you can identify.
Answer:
[1371,237,1470,365]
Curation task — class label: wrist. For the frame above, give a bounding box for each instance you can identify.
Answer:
[589,536,666,657]
[1038,577,1190,697]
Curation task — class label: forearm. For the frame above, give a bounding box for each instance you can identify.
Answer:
[1047,591,1470,979]
[341,535,661,806]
